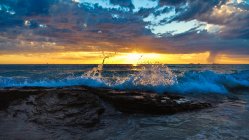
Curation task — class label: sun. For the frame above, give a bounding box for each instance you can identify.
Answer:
[126,53,143,63]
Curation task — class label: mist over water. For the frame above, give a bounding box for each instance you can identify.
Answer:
[0,64,248,94]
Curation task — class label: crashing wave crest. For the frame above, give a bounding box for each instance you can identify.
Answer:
[0,65,248,94]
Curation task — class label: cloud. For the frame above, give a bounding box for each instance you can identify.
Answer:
[0,0,248,60]
[131,0,159,13]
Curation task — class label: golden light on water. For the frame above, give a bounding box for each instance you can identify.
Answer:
[0,51,248,64]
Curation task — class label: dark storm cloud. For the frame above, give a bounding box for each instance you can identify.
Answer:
[159,0,187,5]
[171,0,227,21]
[110,0,133,8]
[191,1,249,39]
[1,0,56,15]
[0,0,56,28]
[0,0,248,59]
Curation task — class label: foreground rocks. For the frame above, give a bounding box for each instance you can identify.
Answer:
[0,86,211,127]
[88,88,211,114]
[0,87,105,127]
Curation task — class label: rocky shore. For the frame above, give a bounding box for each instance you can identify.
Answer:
[0,86,211,139]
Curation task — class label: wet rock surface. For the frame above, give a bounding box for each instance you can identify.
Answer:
[88,88,211,114]
[0,86,212,139]
[0,86,211,117]
[0,87,105,127]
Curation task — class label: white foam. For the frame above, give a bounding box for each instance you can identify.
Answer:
[0,66,248,94]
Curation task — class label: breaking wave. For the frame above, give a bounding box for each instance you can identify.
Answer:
[0,64,248,94]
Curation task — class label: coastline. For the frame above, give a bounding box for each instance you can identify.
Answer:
[0,86,248,139]
[0,86,211,139]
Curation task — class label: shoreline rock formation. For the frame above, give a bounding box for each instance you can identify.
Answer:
[0,86,211,127]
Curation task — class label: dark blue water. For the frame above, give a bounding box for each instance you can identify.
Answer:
[0,64,249,139]
[0,64,248,94]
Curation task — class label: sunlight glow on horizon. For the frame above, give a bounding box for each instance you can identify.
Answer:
[1,0,248,64]
[0,51,248,64]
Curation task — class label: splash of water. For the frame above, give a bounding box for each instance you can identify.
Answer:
[1,65,248,94]
[83,51,116,79]
[84,63,104,79]
[83,56,178,92]
[112,64,178,93]
[82,52,179,92]
[132,64,178,86]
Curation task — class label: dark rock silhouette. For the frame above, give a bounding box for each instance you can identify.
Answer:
[88,87,211,114]
[0,87,105,127]
[0,86,211,128]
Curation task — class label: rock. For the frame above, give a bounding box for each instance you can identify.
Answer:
[0,86,211,127]
[0,88,42,110]
[0,87,105,127]
[88,88,211,115]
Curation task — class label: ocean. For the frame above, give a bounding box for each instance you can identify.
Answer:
[0,64,248,94]
[0,64,249,139]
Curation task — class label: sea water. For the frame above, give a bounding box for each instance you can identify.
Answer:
[0,64,249,139]
[0,64,248,94]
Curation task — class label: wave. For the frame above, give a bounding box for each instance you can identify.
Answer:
[0,66,248,94]
[113,70,249,94]
[0,76,106,88]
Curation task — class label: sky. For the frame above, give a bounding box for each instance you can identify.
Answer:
[0,0,249,64]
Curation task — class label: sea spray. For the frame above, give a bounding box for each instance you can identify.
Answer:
[112,64,178,93]
[83,57,178,92]
[132,64,178,86]
[84,51,114,77]
[1,65,248,94]
[84,64,104,79]
[82,63,249,94]
[83,51,116,81]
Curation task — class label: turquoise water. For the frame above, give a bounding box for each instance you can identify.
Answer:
[0,64,249,139]
[0,64,248,94]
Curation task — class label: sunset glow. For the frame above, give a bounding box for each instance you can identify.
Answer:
[1,1,249,139]
[0,0,248,64]
[1,51,248,64]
